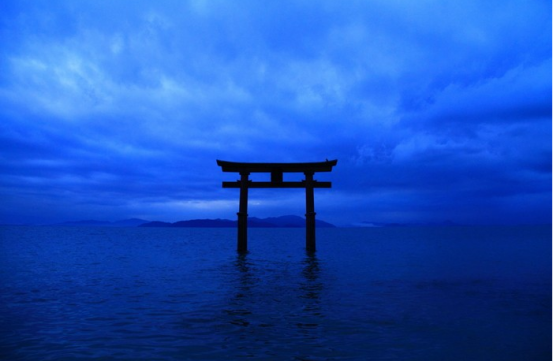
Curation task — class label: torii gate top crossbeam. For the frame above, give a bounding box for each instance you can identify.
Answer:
[216,159,337,173]
[217,159,337,189]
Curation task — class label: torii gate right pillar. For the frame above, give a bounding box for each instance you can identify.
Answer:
[305,171,316,252]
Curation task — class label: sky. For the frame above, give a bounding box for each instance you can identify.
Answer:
[0,0,551,226]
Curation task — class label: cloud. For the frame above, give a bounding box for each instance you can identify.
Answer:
[0,0,550,225]
[409,60,552,128]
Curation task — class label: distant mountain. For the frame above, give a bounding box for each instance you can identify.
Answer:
[252,215,336,228]
[57,218,150,227]
[254,215,303,227]
[57,215,336,228]
[59,220,112,226]
[139,215,336,228]
[355,220,461,227]
[247,218,277,227]
[173,219,236,227]
[139,221,172,227]
[112,218,150,227]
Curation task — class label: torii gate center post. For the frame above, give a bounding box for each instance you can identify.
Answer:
[217,159,337,253]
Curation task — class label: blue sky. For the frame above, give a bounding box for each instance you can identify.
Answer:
[0,0,551,226]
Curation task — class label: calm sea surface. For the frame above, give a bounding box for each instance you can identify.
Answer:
[0,225,551,360]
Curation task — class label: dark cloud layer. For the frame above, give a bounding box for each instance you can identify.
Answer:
[0,0,551,225]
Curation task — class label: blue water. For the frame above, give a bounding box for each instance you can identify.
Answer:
[0,225,551,360]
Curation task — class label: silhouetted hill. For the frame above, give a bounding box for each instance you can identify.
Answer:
[252,215,336,228]
[58,220,111,226]
[139,221,172,227]
[57,216,336,228]
[139,215,336,228]
[57,218,150,227]
[173,219,236,227]
[112,218,150,226]
[355,220,461,227]
[247,218,277,227]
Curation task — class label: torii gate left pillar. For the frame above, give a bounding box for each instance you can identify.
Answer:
[217,160,337,253]
[237,171,249,252]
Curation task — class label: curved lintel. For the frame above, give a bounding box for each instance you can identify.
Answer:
[216,159,337,173]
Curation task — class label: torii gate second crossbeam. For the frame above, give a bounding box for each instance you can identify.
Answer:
[217,159,337,253]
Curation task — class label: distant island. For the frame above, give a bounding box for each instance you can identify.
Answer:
[140,215,336,228]
[51,217,463,228]
[56,218,149,227]
[356,220,459,227]
[55,215,336,228]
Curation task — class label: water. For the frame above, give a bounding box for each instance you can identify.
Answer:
[0,225,551,360]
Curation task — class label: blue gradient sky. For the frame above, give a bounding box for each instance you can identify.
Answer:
[0,0,551,226]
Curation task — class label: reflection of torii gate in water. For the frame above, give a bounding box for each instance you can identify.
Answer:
[217,159,337,253]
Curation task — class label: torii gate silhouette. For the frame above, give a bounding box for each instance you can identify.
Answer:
[217,159,337,253]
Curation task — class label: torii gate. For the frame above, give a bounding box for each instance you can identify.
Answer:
[217,159,337,253]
